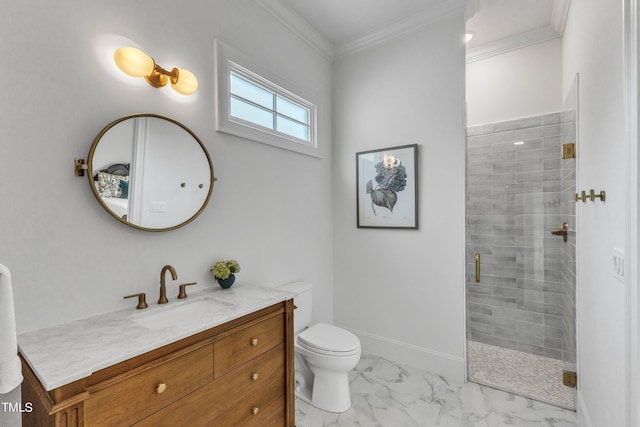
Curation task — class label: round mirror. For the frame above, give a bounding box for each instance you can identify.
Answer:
[87,114,215,231]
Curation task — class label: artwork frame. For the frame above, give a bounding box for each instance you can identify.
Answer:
[356,144,418,229]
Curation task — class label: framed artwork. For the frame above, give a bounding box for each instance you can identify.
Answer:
[356,144,418,229]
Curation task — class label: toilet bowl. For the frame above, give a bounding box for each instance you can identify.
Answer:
[295,323,361,412]
[278,282,361,413]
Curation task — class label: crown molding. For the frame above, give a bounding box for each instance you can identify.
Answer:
[551,0,571,35]
[334,0,468,59]
[466,25,560,63]
[255,0,335,61]
[257,0,562,63]
[256,0,468,61]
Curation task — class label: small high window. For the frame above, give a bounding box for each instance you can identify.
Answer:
[229,70,311,144]
[214,40,319,158]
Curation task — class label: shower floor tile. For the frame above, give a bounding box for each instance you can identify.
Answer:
[296,353,577,426]
[468,341,575,410]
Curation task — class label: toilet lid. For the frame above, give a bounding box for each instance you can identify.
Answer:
[297,323,360,354]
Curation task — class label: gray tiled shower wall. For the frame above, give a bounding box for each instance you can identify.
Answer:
[466,112,575,361]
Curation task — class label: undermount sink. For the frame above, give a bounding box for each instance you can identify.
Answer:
[134,296,235,330]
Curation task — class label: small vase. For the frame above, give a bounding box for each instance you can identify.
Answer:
[217,273,235,289]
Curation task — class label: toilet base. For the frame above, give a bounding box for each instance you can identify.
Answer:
[295,348,356,413]
[310,369,352,413]
[295,374,352,413]
[294,355,314,405]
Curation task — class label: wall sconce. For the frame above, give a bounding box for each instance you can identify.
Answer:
[113,47,198,95]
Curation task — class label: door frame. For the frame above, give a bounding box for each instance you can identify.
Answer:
[623,0,638,425]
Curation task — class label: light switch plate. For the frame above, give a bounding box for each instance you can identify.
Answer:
[150,201,167,213]
[613,248,625,282]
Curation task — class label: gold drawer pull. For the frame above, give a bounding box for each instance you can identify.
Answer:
[250,337,259,346]
[155,383,167,394]
[251,406,259,415]
[251,372,259,381]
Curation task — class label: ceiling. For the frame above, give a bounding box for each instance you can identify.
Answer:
[257,0,571,61]
[466,0,557,47]
[276,0,447,47]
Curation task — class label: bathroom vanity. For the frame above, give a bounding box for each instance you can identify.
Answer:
[18,285,296,426]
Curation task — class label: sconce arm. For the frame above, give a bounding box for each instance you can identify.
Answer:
[145,64,178,88]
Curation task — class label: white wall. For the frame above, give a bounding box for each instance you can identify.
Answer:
[332,14,467,381]
[0,1,333,424]
[466,38,563,126]
[562,1,629,425]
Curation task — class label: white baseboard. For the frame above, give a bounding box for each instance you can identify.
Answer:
[343,326,466,383]
[576,390,592,427]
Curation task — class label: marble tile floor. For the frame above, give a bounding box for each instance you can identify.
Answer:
[467,341,575,410]
[295,354,577,427]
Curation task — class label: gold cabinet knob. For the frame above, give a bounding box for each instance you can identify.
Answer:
[251,406,259,415]
[250,337,259,346]
[251,372,259,381]
[155,383,167,394]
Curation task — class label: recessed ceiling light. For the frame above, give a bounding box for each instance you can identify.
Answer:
[514,141,524,145]
[464,32,474,43]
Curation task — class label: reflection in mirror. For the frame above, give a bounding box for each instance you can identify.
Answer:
[88,114,214,231]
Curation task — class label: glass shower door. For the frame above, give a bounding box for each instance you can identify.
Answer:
[559,75,578,406]
[465,78,578,409]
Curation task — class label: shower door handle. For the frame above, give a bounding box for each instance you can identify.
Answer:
[551,222,569,242]
[475,253,480,283]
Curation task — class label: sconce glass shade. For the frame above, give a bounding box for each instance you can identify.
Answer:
[114,47,155,78]
[113,46,198,96]
[171,68,198,95]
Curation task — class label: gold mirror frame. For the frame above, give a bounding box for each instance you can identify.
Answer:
[87,114,215,232]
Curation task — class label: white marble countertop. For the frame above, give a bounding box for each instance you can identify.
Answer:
[18,283,294,391]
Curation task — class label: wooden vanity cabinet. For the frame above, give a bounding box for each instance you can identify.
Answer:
[21,300,295,427]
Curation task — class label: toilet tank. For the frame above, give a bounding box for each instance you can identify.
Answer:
[277,282,312,333]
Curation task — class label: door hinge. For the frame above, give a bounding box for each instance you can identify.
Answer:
[562,143,576,159]
[563,370,577,388]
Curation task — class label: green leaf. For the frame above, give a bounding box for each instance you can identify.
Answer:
[370,189,397,212]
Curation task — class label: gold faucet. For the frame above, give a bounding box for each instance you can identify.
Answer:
[159,265,177,304]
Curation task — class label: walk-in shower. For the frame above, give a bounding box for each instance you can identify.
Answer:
[465,78,578,410]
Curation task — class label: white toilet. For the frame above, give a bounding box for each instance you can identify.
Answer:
[278,282,361,413]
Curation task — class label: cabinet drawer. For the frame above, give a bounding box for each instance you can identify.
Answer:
[84,343,213,426]
[133,345,285,427]
[206,374,285,427]
[256,404,287,427]
[214,314,284,376]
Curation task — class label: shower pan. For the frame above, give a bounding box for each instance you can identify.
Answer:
[465,78,578,410]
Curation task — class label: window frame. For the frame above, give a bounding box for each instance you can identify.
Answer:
[214,40,320,158]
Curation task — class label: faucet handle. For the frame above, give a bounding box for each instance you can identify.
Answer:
[124,293,148,309]
[177,282,198,299]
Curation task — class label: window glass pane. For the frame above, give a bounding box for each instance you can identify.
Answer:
[231,74,274,110]
[277,115,309,141]
[231,97,274,130]
[224,61,316,150]
[276,96,309,124]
